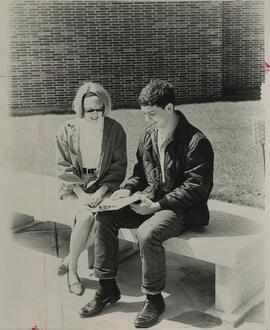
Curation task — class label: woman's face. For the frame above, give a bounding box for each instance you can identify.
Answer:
[83,95,104,122]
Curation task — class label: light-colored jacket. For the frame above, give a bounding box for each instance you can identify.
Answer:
[56,116,127,198]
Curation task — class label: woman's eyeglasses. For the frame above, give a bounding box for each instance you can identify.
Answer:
[83,104,105,114]
[84,108,104,113]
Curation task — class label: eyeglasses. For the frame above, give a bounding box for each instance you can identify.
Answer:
[84,108,104,113]
[83,104,105,114]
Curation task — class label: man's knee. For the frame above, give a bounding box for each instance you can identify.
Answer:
[95,211,110,225]
[95,211,116,231]
[136,224,160,248]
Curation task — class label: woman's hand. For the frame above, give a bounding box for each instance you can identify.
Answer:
[77,185,108,208]
[78,193,92,206]
[110,189,131,200]
[89,190,104,207]
[80,191,104,208]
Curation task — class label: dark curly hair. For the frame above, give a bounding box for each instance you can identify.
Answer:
[138,79,175,109]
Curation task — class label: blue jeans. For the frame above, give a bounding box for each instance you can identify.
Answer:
[94,207,190,294]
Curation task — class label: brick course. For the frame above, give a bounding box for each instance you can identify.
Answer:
[9,1,264,114]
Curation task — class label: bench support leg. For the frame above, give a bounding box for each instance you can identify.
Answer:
[11,212,37,233]
[207,241,264,326]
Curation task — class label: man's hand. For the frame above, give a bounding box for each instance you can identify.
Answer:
[110,189,131,200]
[130,197,161,215]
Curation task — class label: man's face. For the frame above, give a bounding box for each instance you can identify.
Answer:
[83,95,104,122]
[141,105,171,129]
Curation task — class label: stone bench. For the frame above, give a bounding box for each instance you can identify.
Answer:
[8,172,264,326]
[9,171,138,260]
[120,202,264,326]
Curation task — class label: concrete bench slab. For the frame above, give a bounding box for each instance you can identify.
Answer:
[8,171,264,326]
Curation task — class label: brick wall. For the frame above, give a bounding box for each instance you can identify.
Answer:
[222,0,264,96]
[9,1,264,114]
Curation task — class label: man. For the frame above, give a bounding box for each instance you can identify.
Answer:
[79,79,214,328]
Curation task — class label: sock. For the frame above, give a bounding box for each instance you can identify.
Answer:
[98,279,117,294]
[147,293,163,303]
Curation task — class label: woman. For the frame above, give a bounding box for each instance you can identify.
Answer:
[55,81,127,295]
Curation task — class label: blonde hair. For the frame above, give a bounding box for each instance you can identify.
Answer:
[72,81,112,117]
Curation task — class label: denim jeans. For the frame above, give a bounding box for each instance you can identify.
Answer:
[94,207,190,294]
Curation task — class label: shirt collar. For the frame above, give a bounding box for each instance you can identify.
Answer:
[158,114,179,142]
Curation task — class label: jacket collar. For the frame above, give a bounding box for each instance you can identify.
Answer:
[172,110,190,140]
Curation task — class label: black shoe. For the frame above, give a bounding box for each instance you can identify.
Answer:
[134,297,165,328]
[79,286,121,318]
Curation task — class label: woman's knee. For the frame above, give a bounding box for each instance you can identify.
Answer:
[75,209,94,226]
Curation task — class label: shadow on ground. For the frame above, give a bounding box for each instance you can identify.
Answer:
[171,311,222,328]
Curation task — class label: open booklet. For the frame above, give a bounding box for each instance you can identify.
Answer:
[84,194,141,212]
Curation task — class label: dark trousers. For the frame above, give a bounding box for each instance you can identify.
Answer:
[94,206,190,294]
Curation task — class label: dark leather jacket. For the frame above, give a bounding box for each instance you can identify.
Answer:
[124,111,214,226]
